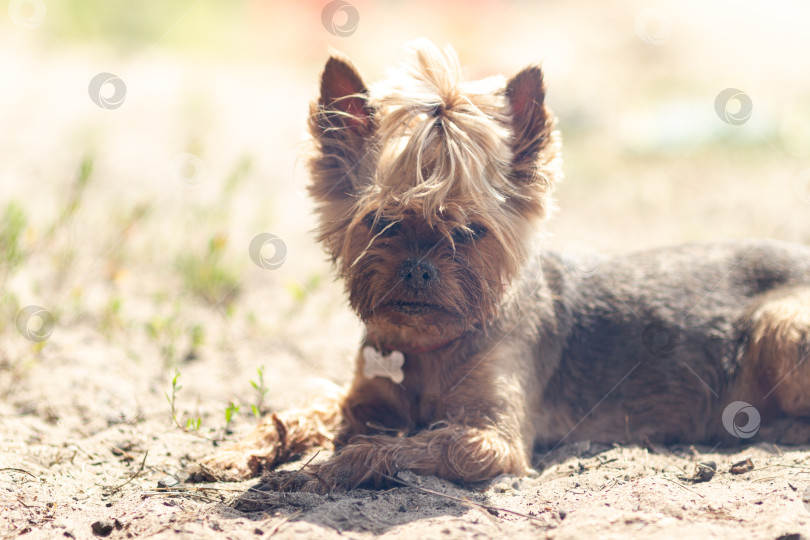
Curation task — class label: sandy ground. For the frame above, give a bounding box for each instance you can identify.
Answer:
[3,1,810,539]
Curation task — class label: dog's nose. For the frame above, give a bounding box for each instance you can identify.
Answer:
[399,258,438,291]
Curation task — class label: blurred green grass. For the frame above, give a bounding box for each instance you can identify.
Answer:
[48,0,249,51]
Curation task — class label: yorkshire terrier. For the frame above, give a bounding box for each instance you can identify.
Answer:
[195,40,810,491]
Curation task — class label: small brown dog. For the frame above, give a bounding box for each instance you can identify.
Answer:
[196,40,810,491]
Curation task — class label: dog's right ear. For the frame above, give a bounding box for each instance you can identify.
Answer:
[308,55,376,203]
[318,56,373,131]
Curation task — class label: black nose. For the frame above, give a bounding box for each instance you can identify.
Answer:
[398,258,438,291]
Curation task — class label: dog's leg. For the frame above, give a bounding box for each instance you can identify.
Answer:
[729,287,810,443]
[191,395,343,482]
[263,423,529,493]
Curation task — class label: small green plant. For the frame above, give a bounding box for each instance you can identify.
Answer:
[223,155,253,198]
[100,296,124,336]
[165,370,249,440]
[176,233,241,308]
[165,369,203,433]
[224,401,240,433]
[145,306,205,367]
[0,201,28,278]
[103,201,153,284]
[249,365,268,418]
[284,273,324,307]
[189,323,205,350]
[47,154,94,238]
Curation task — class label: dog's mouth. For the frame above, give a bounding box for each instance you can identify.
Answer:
[384,301,445,315]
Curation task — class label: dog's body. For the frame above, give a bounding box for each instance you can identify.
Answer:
[528,240,810,446]
[196,41,810,491]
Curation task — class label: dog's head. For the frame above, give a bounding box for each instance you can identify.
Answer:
[307,40,561,348]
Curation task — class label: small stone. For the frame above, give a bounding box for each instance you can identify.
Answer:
[396,470,419,484]
[695,461,716,483]
[91,520,114,537]
[157,476,180,489]
[729,458,754,474]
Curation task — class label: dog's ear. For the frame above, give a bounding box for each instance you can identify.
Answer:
[318,56,373,130]
[308,55,377,259]
[308,55,376,204]
[505,66,555,183]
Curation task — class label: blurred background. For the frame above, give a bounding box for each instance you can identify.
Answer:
[1,0,810,423]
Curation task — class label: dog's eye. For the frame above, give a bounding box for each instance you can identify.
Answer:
[452,223,486,244]
[363,213,400,237]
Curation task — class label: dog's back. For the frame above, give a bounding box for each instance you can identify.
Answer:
[528,238,810,447]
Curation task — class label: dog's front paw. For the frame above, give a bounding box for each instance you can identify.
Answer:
[257,469,325,493]
[256,461,359,494]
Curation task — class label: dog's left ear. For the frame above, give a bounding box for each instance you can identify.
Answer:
[505,66,554,183]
